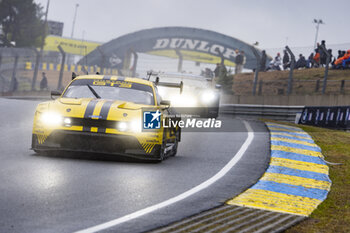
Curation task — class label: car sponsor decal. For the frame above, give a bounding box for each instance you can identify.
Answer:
[36,134,48,144]
[102,75,112,80]
[92,79,132,88]
[83,99,99,131]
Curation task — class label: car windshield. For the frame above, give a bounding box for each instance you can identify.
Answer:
[63,79,155,105]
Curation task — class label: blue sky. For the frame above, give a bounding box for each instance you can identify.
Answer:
[35,0,350,49]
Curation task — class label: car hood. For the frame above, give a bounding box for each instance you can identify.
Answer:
[45,98,153,120]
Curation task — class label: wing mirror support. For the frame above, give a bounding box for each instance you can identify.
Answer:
[51,90,62,99]
[160,100,171,109]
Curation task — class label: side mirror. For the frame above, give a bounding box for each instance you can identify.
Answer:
[72,72,77,80]
[51,90,62,99]
[160,100,171,109]
[215,84,222,89]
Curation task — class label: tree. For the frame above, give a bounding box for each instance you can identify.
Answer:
[0,0,45,47]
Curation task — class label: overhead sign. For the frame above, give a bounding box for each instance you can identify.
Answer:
[79,27,270,70]
[43,35,102,55]
[152,38,236,59]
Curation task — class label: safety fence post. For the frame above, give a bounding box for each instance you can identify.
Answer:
[57,45,66,90]
[250,46,260,96]
[315,79,320,92]
[131,50,138,77]
[320,45,330,94]
[0,53,3,94]
[285,46,295,95]
[340,80,345,94]
[258,80,263,95]
[31,48,40,90]
[10,54,19,92]
[175,49,183,73]
[97,47,106,74]
[82,65,88,74]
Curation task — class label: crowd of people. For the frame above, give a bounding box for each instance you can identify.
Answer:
[201,49,247,79]
[261,40,350,72]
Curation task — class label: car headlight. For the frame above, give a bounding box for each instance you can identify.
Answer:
[117,119,142,133]
[117,122,128,132]
[40,112,63,126]
[63,118,72,127]
[130,119,141,133]
[170,94,197,107]
[200,91,216,104]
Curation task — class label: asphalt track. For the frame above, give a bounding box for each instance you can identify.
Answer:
[0,98,270,233]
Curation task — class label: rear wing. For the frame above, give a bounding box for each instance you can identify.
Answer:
[147,71,183,94]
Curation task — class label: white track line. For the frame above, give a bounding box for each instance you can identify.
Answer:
[74,120,254,233]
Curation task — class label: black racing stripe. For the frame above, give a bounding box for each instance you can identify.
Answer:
[97,101,114,133]
[118,76,125,81]
[103,75,111,80]
[83,100,98,131]
[99,101,114,120]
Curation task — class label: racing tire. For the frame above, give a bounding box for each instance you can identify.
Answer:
[157,134,166,162]
[170,130,180,157]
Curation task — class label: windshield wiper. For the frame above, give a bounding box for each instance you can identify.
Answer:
[86,84,101,99]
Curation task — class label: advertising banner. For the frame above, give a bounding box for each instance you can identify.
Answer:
[299,106,350,130]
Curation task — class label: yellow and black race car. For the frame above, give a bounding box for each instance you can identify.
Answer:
[31,75,181,161]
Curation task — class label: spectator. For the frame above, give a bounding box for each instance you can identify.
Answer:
[282,50,290,70]
[327,49,333,65]
[295,54,307,69]
[219,63,227,78]
[333,50,350,69]
[234,50,244,74]
[313,49,320,67]
[259,50,267,71]
[241,51,246,69]
[337,50,343,59]
[216,63,232,93]
[266,53,282,71]
[342,50,350,67]
[214,63,220,77]
[207,68,214,78]
[319,40,327,66]
[40,72,48,90]
[274,52,282,70]
[341,50,346,57]
[307,52,315,68]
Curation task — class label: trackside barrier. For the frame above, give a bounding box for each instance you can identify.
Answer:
[220,104,304,122]
[24,61,118,75]
[298,106,350,130]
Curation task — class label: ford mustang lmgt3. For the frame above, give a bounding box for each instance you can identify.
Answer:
[31,75,181,161]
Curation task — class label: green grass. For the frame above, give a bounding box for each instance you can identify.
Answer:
[265,120,350,233]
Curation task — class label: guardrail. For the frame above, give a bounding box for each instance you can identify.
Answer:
[220,104,304,122]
